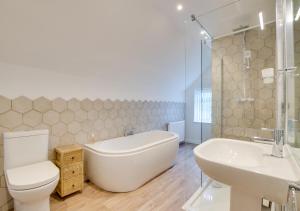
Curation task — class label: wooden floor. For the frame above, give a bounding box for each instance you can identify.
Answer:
[50,143,202,211]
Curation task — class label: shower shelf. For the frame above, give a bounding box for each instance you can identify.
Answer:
[238,97,255,103]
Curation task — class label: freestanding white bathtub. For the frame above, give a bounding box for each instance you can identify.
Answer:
[84,130,179,192]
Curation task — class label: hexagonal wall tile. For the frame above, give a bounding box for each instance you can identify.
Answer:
[249,38,264,50]
[104,119,113,129]
[114,100,122,110]
[43,111,60,125]
[220,37,232,48]
[75,131,88,144]
[258,47,273,59]
[68,99,80,111]
[23,110,42,127]
[81,120,94,133]
[33,97,52,113]
[13,125,33,131]
[0,111,22,129]
[104,100,113,110]
[87,110,98,120]
[75,110,87,122]
[52,123,67,137]
[60,133,75,145]
[99,129,109,140]
[60,110,75,124]
[259,88,273,99]
[110,110,118,119]
[98,110,108,120]
[0,96,11,114]
[68,122,81,134]
[81,99,93,111]
[52,98,67,112]
[12,96,32,113]
[94,99,103,111]
[94,119,104,130]
[33,124,50,131]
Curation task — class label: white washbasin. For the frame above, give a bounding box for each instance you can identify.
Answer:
[194,138,300,211]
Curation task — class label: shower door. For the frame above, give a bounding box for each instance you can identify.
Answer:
[287,0,300,149]
[184,18,213,189]
[185,23,212,146]
[285,0,300,163]
[276,0,300,209]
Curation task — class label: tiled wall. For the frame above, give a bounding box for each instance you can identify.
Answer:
[0,96,184,210]
[212,23,276,140]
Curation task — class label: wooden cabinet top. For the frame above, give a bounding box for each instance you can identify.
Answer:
[55,144,82,154]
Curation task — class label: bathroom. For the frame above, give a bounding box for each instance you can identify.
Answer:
[0,0,299,211]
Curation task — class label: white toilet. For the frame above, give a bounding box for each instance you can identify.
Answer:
[3,130,59,211]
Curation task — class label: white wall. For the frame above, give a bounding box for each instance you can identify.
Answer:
[0,0,186,102]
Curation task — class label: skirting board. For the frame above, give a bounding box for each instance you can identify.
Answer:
[185,139,201,145]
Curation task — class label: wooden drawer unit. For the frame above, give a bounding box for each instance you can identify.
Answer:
[62,163,83,180]
[55,144,84,197]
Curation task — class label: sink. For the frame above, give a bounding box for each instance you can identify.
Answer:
[194,138,300,211]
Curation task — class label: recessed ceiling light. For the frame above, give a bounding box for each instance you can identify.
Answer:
[259,11,264,30]
[295,7,300,21]
[177,4,183,11]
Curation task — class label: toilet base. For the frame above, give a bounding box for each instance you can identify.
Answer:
[14,197,50,211]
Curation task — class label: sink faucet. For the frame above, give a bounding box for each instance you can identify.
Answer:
[252,128,285,158]
[272,129,284,158]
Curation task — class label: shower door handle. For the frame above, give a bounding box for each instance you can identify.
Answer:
[277,67,297,72]
[285,66,298,73]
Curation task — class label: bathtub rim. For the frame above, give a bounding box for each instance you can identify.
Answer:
[84,131,179,156]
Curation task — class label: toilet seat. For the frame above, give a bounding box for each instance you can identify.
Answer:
[6,161,59,191]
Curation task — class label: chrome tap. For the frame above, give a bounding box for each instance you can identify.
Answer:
[272,129,284,158]
[124,127,135,136]
[252,128,285,158]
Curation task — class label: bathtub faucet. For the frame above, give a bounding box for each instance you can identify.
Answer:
[124,127,135,136]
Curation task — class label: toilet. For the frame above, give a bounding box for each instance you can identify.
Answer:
[3,130,59,211]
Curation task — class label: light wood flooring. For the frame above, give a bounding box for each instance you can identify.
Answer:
[50,143,202,211]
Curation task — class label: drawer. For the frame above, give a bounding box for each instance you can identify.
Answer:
[57,150,83,165]
[63,176,83,195]
[62,163,83,180]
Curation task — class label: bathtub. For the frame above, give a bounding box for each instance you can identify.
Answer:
[84,130,179,192]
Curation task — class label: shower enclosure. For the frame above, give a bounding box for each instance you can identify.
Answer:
[276,0,300,155]
[275,0,300,210]
[184,15,213,190]
[184,0,300,209]
[185,16,212,146]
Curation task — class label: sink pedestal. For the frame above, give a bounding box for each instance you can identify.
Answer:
[230,188,261,211]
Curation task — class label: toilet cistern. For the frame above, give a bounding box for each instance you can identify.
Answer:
[3,130,59,211]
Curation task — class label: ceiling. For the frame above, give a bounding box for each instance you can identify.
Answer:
[155,0,276,38]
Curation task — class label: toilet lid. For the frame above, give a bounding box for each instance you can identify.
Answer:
[5,161,59,190]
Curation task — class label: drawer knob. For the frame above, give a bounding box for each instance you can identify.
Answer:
[72,184,75,188]
[71,156,74,160]
[72,170,75,174]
